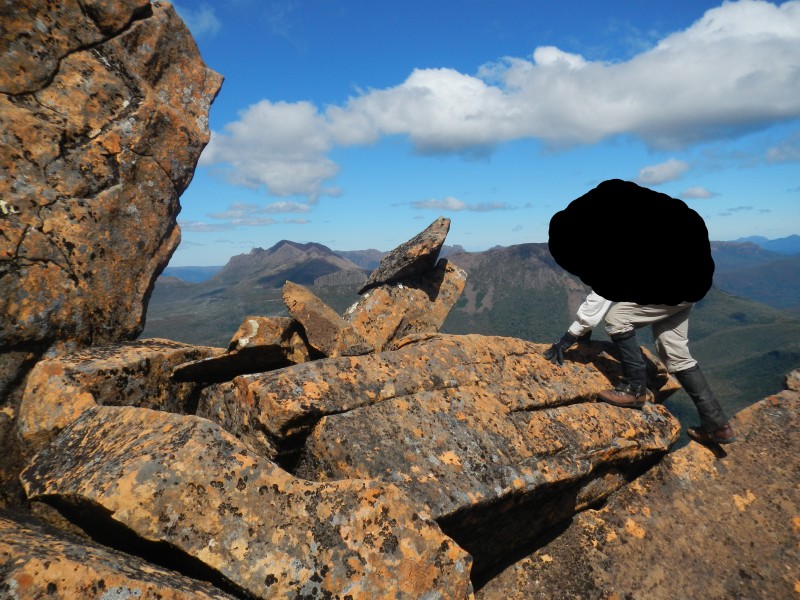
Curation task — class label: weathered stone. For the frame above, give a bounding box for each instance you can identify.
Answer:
[292,337,680,580]
[17,339,220,458]
[358,216,451,293]
[173,316,311,383]
[0,1,222,352]
[196,379,280,461]
[344,259,467,352]
[0,512,236,599]
[20,406,474,599]
[200,333,680,444]
[283,281,373,357]
[477,386,799,600]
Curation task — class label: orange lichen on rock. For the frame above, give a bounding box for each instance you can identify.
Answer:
[20,406,474,599]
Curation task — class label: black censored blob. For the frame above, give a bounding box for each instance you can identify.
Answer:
[548,179,714,305]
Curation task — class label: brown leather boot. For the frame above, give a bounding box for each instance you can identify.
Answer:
[597,382,648,409]
[687,423,737,445]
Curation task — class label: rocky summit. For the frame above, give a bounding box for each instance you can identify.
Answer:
[2,2,798,599]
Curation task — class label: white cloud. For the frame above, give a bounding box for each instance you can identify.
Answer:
[263,201,312,213]
[172,3,221,38]
[202,201,314,229]
[410,196,512,212]
[682,186,718,199]
[179,220,233,233]
[636,159,690,185]
[202,0,800,200]
[199,100,340,200]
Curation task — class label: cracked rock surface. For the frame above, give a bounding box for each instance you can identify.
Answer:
[0,0,222,350]
[478,376,800,600]
[199,333,681,581]
[20,406,474,599]
[0,511,238,599]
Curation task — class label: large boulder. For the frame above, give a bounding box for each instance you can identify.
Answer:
[359,216,450,293]
[0,0,221,509]
[477,376,800,599]
[344,258,468,352]
[198,333,680,580]
[0,0,222,354]
[0,512,237,599]
[20,406,474,599]
[16,339,221,458]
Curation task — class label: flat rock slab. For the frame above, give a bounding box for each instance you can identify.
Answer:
[359,217,450,293]
[200,334,679,445]
[0,512,236,599]
[173,316,310,383]
[344,259,467,352]
[477,385,799,600]
[283,281,373,357]
[17,339,220,458]
[199,333,679,580]
[20,406,473,599]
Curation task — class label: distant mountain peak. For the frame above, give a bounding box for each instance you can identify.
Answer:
[734,234,800,255]
[269,240,335,254]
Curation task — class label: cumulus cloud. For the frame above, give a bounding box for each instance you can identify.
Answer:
[681,186,718,199]
[173,3,221,38]
[190,201,313,231]
[199,101,340,200]
[410,196,512,212]
[636,159,690,185]
[202,0,800,200]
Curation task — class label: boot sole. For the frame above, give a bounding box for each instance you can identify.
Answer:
[687,429,737,445]
[597,395,646,409]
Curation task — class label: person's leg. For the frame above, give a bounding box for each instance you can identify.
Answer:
[652,307,735,444]
[600,302,694,408]
[597,303,657,407]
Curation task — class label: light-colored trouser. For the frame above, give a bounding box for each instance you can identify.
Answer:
[604,302,697,373]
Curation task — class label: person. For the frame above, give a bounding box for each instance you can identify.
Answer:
[543,291,612,365]
[596,301,736,445]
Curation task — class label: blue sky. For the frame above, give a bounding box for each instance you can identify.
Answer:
[169,0,800,266]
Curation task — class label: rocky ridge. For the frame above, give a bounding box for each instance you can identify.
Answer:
[2,2,797,598]
[2,209,687,598]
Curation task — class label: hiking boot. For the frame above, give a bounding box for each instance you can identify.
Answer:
[687,423,737,445]
[597,382,648,409]
[674,365,730,433]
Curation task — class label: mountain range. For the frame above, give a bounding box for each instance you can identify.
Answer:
[142,237,800,441]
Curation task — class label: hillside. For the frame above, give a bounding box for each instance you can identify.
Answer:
[713,253,800,310]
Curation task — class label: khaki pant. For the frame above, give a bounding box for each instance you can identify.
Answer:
[604,301,697,373]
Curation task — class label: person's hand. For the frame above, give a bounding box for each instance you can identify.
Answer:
[543,332,578,366]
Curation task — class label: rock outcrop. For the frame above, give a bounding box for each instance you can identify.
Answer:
[0,0,221,357]
[345,259,468,352]
[17,339,221,459]
[0,0,221,506]
[20,406,473,599]
[358,216,450,293]
[198,333,680,582]
[477,373,800,599]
